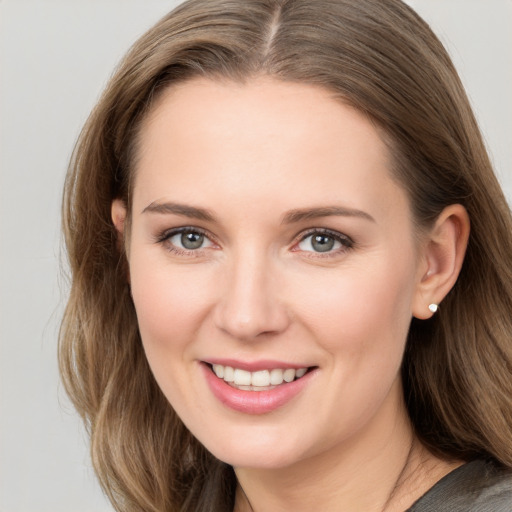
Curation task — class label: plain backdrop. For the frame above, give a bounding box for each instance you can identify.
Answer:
[0,1,511,511]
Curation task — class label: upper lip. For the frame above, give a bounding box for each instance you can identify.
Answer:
[202,358,313,372]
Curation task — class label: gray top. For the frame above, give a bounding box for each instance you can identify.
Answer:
[407,459,512,511]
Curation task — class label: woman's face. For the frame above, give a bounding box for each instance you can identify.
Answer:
[120,78,429,469]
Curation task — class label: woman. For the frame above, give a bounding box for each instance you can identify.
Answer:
[59,0,512,510]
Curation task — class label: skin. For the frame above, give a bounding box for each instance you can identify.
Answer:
[112,77,469,511]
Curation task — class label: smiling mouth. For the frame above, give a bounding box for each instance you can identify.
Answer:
[208,364,313,391]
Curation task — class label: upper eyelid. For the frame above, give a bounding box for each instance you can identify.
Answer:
[294,227,353,244]
[156,225,215,243]
[156,226,217,255]
[154,225,353,249]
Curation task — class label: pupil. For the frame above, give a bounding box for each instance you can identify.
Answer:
[181,232,203,249]
[312,234,334,252]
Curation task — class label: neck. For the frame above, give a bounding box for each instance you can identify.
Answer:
[233,387,461,512]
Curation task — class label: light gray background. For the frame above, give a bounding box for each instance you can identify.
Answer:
[0,1,510,511]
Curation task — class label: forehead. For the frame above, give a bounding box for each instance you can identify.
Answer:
[132,77,409,223]
[139,77,385,162]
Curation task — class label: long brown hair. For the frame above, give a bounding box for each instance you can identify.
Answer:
[60,1,512,510]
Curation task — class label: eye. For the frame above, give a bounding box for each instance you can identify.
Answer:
[170,230,212,250]
[296,230,353,254]
[157,227,215,254]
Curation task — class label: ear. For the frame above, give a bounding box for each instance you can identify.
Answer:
[111,199,129,254]
[412,204,470,319]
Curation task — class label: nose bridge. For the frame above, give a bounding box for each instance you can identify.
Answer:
[214,244,288,340]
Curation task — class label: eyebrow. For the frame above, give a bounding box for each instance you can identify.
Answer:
[142,201,375,224]
[142,201,215,221]
[282,206,375,224]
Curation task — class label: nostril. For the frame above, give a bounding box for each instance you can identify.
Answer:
[213,280,290,340]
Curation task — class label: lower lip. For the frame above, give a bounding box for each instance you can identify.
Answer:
[201,364,315,415]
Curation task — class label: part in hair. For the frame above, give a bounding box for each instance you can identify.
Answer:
[60,1,512,510]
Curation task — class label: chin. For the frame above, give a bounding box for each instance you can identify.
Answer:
[199,428,309,470]
[217,449,303,470]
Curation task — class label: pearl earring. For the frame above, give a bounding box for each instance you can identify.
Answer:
[428,303,438,313]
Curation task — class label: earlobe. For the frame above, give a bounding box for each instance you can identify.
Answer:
[412,204,470,319]
[112,198,130,259]
[111,199,131,284]
[111,199,127,235]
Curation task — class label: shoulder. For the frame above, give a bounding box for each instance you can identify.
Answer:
[408,459,512,512]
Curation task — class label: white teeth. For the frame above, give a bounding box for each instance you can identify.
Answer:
[269,369,284,385]
[283,369,295,382]
[233,369,252,386]
[237,385,253,391]
[223,366,235,382]
[236,384,274,392]
[212,364,224,378]
[295,368,307,378]
[251,370,270,387]
[211,364,308,388]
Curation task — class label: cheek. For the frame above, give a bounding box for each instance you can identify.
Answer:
[290,254,417,358]
[285,257,417,438]
[128,254,217,418]
[129,253,214,358]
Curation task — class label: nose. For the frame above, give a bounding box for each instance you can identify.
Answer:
[213,251,290,341]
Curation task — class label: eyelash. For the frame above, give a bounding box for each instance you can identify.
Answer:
[155,226,354,258]
[293,228,354,258]
[155,226,216,257]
